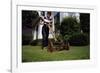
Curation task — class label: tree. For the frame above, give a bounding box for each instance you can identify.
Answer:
[80,13,90,45]
[60,17,80,36]
[80,13,90,34]
[22,10,39,45]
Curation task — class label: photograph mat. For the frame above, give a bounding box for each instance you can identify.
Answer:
[13,5,97,72]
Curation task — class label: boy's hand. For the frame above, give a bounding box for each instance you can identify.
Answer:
[54,38,57,42]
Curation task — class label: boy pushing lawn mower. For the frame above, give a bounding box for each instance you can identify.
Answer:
[40,12,70,52]
[34,11,70,52]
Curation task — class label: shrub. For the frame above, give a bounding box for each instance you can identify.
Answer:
[22,34,32,45]
[69,33,89,46]
[60,17,80,36]
[30,40,38,46]
[64,35,71,41]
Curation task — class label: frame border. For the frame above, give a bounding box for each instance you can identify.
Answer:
[11,3,97,73]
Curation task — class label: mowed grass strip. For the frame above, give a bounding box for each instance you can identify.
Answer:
[22,45,90,62]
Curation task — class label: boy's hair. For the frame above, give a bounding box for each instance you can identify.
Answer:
[47,12,52,16]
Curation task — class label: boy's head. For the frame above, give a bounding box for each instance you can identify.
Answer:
[47,11,52,17]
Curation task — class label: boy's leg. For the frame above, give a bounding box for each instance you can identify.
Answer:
[42,27,46,49]
[42,26,49,49]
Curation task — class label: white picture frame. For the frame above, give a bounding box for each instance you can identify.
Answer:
[11,0,97,73]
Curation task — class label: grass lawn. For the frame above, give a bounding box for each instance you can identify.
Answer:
[22,45,90,62]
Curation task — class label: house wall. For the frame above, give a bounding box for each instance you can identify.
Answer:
[33,11,55,40]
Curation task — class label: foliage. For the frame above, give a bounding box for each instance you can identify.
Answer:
[22,10,39,28]
[69,33,89,46]
[60,17,80,36]
[22,10,39,45]
[22,34,32,45]
[80,13,90,34]
[63,35,71,41]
